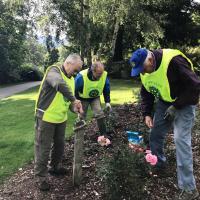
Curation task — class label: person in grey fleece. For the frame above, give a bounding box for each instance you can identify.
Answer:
[34,53,83,191]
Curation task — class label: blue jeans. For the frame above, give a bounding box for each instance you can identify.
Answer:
[150,100,196,190]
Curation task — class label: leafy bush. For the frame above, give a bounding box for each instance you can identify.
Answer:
[19,65,43,81]
[186,46,200,75]
[97,144,149,200]
[107,60,132,79]
[104,109,119,134]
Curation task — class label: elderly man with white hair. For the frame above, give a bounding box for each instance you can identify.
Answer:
[34,53,83,191]
[75,61,111,136]
[130,48,200,200]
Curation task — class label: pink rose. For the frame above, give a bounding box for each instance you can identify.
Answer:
[145,153,158,166]
[98,136,105,143]
[97,136,111,146]
[105,138,111,146]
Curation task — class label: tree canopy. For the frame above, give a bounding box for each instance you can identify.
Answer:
[0,0,200,83]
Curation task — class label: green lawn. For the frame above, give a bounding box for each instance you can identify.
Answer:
[0,79,140,183]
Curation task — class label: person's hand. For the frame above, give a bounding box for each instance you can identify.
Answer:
[164,105,176,121]
[145,116,153,128]
[105,103,112,111]
[72,100,83,114]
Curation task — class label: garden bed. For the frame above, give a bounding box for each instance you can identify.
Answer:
[0,104,199,200]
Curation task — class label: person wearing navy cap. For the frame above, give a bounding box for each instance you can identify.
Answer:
[130,48,200,200]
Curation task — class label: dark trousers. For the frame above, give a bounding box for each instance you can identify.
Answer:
[34,118,66,179]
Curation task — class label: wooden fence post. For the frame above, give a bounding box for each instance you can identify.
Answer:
[73,119,86,186]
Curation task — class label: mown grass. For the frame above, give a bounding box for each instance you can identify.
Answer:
[0,79,140,183]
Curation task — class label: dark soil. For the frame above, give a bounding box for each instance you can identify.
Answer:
[0,104,199,200]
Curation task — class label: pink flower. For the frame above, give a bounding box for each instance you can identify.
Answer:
[97,136,111,146]
[145,153,158,166]
[98,136,105,143]
[105,138,111,146]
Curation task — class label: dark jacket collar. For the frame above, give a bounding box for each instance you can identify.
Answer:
[61,65,70,78]
[87,68,97,81]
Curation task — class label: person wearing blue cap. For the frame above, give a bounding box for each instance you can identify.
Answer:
[130,48,200,200]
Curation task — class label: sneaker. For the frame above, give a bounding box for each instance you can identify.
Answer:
[48,167,68,176]
[38,180,50,191]
[176,189,199,200]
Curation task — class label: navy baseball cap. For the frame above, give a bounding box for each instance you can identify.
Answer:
[130,48,148,77]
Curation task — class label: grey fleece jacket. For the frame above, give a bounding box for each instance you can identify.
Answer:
[35,66,76,119]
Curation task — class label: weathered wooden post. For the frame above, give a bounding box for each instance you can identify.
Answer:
[73,118,86,186]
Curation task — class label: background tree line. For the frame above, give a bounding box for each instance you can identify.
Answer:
[0,0,200,84]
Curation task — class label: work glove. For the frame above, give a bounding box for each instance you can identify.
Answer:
[164,105,176,121]
[105,103,112,112]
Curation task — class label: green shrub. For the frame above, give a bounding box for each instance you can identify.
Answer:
[97,144,149,200]
[20,65,43,81]
[104,109,119,134]
[186,46,200,75]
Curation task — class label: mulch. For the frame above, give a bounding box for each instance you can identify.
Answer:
[0,104,199,200]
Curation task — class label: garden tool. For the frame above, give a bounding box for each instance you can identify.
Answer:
[74,114,86,131]
[73,116,86,186]
[164,105,176,121]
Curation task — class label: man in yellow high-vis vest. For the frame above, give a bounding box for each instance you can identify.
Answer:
[34,53,83,191]
[130,48,200,200]
[75,61,111,136]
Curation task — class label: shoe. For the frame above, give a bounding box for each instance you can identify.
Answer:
[38,180,50,191]
[48,167,68,176]
[175,189,199,200]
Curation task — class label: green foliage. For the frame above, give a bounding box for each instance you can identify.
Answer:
[167,45,200,74]
[104,109,119,133]
[58,46,71,62]
[97,144,148,200]
[165,0,200,46]
[44,35,59,68]
[184,46,200,74]
[19,66,43,81]
[0,0,199,84]
[44,48,59,69]
[23,37,46,69]
[44,0,200,63]
[0,0,28,84]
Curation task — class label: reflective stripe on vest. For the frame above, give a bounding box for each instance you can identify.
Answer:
[78,69,107,98]
[35,66,75,123]
[140,49,194,102]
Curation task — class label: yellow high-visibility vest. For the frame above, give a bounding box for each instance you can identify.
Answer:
[79,69,107,98]
[140,49,193,102]
[35,66,75,123]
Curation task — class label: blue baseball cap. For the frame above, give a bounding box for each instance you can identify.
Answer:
[129,48,148,77]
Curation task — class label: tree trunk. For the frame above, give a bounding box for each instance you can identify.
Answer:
[84,0,92,66]
[111,18,120,58]
[79,0,85,60]
[112,25,124,61]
